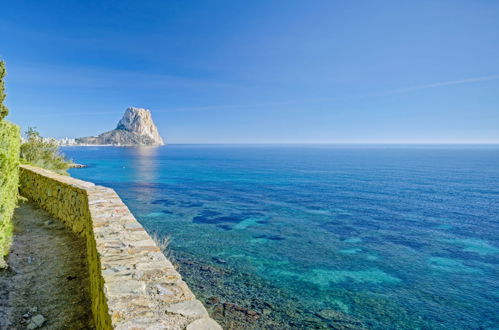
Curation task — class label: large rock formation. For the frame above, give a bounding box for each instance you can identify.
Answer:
[76,107,165,146]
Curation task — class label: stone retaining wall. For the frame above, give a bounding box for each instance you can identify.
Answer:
[19,164,221,330]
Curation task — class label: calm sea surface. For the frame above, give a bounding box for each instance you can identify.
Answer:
[63,145,499,329]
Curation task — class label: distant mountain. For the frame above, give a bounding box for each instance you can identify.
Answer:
[76,107,165,146]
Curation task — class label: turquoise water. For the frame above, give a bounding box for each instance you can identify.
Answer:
[64,145,499,329]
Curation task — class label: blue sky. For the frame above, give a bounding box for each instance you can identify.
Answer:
[1,0,498,143]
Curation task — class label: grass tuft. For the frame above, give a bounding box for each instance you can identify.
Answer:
[150,232,179,270]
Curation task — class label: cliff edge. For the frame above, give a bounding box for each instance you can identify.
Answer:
[76,107,165,146]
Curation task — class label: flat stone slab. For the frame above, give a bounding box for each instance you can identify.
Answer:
[187,318,224,330]
[166,300,209,318]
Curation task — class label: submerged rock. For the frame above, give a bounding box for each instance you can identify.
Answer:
[206,296,220,305]
[317,309,341,320]
[212,257,227,264]
[27,314,45,329]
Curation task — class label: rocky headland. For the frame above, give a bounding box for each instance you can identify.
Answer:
[76,107,165,146]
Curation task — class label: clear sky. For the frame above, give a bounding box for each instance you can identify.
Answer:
[1,0,498,143]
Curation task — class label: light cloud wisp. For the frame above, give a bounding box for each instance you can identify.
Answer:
[20,74,499,116]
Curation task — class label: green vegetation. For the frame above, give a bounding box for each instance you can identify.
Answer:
[0,122,20,266]
[0,60,20,266]
[0,61,8,120]
[20,127,72,175]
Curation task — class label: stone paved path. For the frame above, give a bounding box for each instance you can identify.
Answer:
[0,201,94,329]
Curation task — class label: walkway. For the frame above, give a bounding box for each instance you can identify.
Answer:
[0,201,94,329]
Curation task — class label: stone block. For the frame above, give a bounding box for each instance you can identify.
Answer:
[166,300,209,318]
[186,318,223,330]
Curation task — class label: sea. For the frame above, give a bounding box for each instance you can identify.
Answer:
[63,145,499,329]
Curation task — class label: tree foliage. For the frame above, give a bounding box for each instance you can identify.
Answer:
[0,121,20,266]
[0,61,8,121]
[20,127,72,174]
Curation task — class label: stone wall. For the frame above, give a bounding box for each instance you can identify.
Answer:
[19,164,221,330]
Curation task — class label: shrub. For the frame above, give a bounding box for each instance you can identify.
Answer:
[20,127,72,175]
[0,60,20,267]
[0,61,8,120]
[0,120,20,267]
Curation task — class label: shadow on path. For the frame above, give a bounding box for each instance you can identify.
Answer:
[0,200,94,329]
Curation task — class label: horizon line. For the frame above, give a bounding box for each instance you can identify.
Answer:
[61,142,499,146]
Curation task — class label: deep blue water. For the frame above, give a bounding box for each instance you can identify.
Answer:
[63,145,499,329]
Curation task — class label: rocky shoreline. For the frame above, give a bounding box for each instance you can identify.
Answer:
[68,163,87,168]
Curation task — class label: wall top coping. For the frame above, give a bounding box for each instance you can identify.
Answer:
[21,164,97,190]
